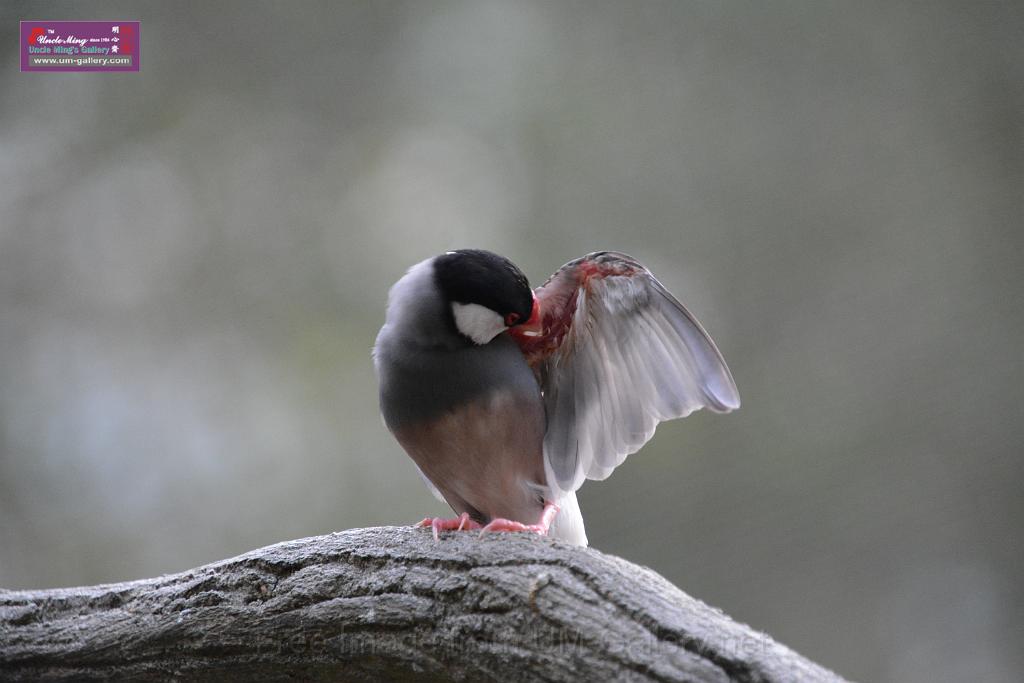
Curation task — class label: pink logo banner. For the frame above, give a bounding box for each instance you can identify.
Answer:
[21,21,139,72]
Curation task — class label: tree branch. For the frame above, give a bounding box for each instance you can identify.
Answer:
[0,526,846,682]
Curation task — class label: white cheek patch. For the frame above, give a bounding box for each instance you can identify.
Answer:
[451,302,508,345]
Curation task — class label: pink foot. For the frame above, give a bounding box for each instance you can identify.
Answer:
[415,512,482,541]
[479,502,560,537]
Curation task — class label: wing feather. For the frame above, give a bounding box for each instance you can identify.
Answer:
[520,253,740,493]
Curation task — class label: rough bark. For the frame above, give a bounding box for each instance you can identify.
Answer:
[0,526,847,682]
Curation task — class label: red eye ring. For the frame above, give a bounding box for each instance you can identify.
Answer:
[504,312,520,327]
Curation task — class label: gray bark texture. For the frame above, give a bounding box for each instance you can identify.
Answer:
[0,526,847,682]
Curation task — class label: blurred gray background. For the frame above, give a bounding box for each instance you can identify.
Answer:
[2,2,1021,681]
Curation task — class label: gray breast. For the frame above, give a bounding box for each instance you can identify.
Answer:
[376,333,541,430]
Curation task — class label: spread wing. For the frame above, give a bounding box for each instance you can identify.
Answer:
[511,252,740,493]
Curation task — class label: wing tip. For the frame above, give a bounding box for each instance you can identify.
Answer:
[705,376,741,413]
[712,394,742,413]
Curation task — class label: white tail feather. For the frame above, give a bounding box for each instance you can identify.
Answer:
[548,490,588,546]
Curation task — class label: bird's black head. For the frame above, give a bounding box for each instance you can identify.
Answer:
[433,249,534,344]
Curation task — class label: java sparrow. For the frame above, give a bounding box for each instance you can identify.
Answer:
[373,249,739,546]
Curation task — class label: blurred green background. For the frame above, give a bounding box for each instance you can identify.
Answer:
[2,2,1021,681]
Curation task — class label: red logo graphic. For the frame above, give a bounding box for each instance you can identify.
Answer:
[117,24,133,55]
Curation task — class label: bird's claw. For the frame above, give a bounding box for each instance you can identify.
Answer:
[417,502,560,541]
[478,502,560,538]
[415,512,481,541]
[478,518,547,535]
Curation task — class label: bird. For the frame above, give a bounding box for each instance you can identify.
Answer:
[373,249,740,546]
